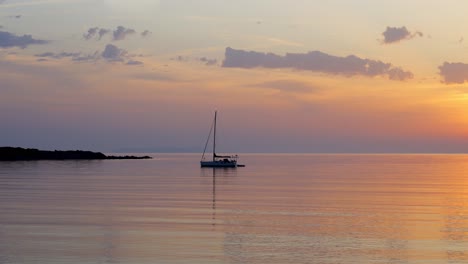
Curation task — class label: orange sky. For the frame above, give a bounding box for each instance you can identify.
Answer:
[1,0,468,152]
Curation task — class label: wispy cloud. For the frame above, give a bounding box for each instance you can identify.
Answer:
[0,30,48,48]
[126,60,143,66]
[36,51,81,59]
[141,30,151,37]
[35,43,142,66]
[83,26,144,41]
[381,26,423,44]
[36,50,99,62]
[266,37,303,47]
[72,52,100,62]
[439,62,468,84]
[222,47,413,81]
[133,72,175,82]
[171,55,218,66]
[199,57,217,66]
[254,80,321,94]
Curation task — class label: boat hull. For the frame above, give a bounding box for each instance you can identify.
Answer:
[200,161,237,168]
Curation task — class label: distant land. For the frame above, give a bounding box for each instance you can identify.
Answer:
[0,147,152,161]
[112,146,200,153]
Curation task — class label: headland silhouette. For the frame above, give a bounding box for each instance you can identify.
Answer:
[0,147,152,161]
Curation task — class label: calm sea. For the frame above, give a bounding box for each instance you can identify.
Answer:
[1,154,468,264]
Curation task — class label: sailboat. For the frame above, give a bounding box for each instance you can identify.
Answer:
[200,111,242,168]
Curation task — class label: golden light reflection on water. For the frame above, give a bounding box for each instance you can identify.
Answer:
[1,154,468,263]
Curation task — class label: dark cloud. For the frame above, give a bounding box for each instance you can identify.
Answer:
[222,47,413,81]
[381,26,423,44]
[126,60,144,66]
[141,30,151,37]
[439,62,468,84]
[113,26,136,41]
[83,27,99,40]
[102,44,127,61]
[0,30,48,48]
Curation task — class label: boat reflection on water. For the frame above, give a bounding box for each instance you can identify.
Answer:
[201,167,238,227]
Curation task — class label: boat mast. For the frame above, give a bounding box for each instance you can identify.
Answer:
[213,111,217,161]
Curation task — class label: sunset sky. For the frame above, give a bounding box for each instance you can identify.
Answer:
[2,0,468,153]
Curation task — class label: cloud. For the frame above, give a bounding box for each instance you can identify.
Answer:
[141,30,151,37]
[222,47,413,81]
[73,53,100,62]
[199,57,217,66]
[101,44,127,61]
[133,72,175,82]
[173,55,188,62]
[83,27,99,40]
[267,37,303,47]
[439,62,468,84]
[83,27,110,40]
[126,60,144,66]
[83,26,136,41]
[171,55,218,66]
[36,44,141,65]
[36,50,100,62]
[0,30,48,48]
[36,51,81,59]
[113,26,136,41]
[381,26,423,44]
[254,80,320,94]
[98,28,110,40]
